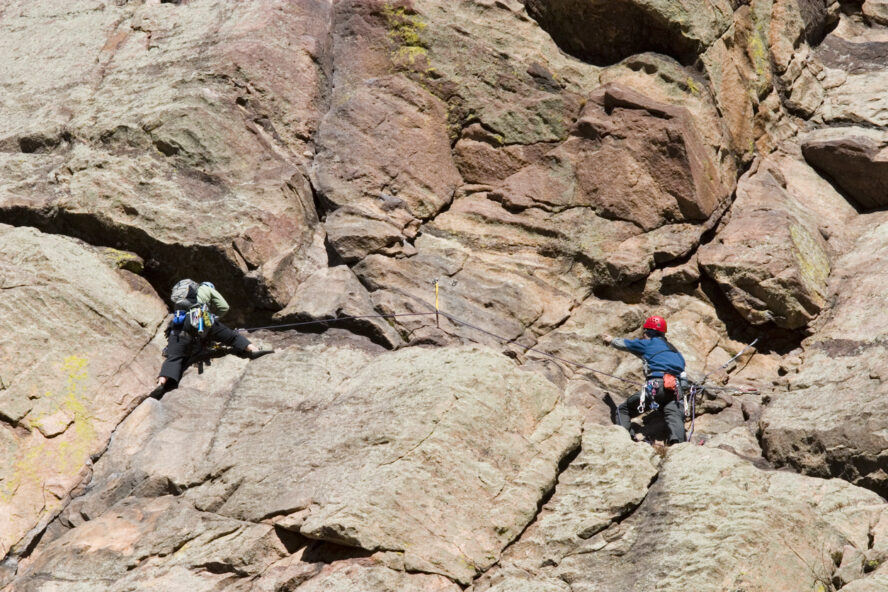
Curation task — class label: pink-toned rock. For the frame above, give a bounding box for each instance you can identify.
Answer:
[0,224,167,560]
[274,265,405,348]
[311,0,462,264]
[524,0,733,66]
[813,16,888,127]
[863,0,888,25]
[0,0,333,319]
[698,158,833,330]
[760,212,888,498]
[20,340,581,587]
[477,445,888,592]
[802,127,888,211]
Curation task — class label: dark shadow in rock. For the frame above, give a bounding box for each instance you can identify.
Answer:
[698,274,805,356]
[300,540,375,564]
[797,0,840,46]
[592,278,648,304]
[802,137,888,213]
[524,0,700,66]
[0,205,280,329]
[603,393,619,424]
[274,526,309,555]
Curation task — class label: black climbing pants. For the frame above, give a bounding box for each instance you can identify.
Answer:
[159,321,251,386]
[615,382,686,444]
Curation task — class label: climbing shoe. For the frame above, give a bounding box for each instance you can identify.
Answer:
[249,346,274,359]
[149,383,166,400]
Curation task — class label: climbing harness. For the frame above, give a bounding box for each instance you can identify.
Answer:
[637,380,660,414]
[685,338,761,441]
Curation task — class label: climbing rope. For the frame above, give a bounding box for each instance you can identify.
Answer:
[239,312,437,333]
[234,285,761,422]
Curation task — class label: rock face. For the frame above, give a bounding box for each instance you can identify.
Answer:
[0,224,167,561]
[0,0,332,320]
[802,127,888,211]
[7,339,581,588]
[524,0,733,66]
[4,0,888,590]
[698,157,835,330]
[474,445,888,592]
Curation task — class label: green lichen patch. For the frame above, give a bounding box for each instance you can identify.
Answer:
[1,355,96,504]
[789,223,830,307]
[384,4,431,73]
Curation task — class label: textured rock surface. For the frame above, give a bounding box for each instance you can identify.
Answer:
[9,338,581,587]
[525,0,733,66]
[5,0,888,589]
[474,445,888,592]
[0,224,166,560]
[0,0,332,320]
[698,157,835,330]
[802,127,888,211]
[761,213,888,497]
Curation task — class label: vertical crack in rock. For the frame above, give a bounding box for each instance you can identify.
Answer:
[471,431,585,584]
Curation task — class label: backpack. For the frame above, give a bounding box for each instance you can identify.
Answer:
[169,279,213,337]
[170,279,200,311]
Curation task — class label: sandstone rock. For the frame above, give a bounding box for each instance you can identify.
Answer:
[0,224,167,560]
[524,0,733,66]
[0,0,332,319]
[8,495,291,591]
[324,205,414,264]
[524,84,726,230]
[841,559,888,592]
[802,127,888,211]
[273,265,405,349]
[699,158,834,330]
[490,425,659,571]
[412,0,598,146]
[311,1,461,226]
[453,125,555,186]
[476,445,888,592]
[760,213,888,497]
[273,562,462,592]
[863,0,888,25]
[814,16,888,127]
[312,74,460,221]
[769,0,808,75]
[19,339,581,586]
[786,65,825,117]
[354,81,734,348]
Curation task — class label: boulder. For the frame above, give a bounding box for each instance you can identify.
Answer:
[760,213,888,497]
[802,127,888,211]
[699,158,834,330]
[475,445,888,592]
[814,16,888,128]
[14,338,581,586]
[273,265,405,349]
[863,0,888,26]
[495,85,726,230]
[0,224,167,560]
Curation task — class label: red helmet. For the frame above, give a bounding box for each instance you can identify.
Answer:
[643,315,667,333]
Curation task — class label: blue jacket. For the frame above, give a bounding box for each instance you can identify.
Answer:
[611,336,685,378]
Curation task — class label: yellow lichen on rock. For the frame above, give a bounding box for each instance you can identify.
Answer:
[789,223,830,307]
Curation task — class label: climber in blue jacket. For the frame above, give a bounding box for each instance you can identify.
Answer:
[603,315,687,445]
